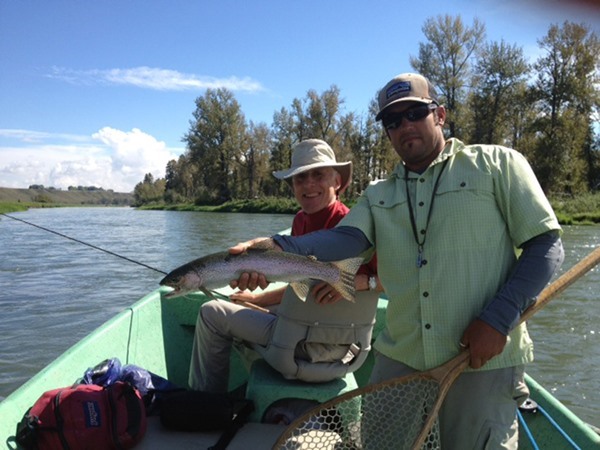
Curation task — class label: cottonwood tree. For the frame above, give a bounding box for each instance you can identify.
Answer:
[183,88,247,203]
[531,21,600,194]
[239,122,272,199]
[410,14,486,138]
[468,40,530,145]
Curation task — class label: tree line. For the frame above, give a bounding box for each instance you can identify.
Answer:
[134,17,599,206]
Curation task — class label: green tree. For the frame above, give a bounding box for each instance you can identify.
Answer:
[164,155,196,203]
[410,14,486,137]
[183,88,247,203]
[339,101,395,195]
[468,40,530,145]
[531,21,600,194]
[268,107,295,197]
[239,122,272,199]
[289,86,344,145]
[133,173,166,205]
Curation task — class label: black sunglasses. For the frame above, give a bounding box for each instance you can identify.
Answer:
[382,104,438,130]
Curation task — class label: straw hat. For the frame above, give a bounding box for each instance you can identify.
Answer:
[273,139,352,193]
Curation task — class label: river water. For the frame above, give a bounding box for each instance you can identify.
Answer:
[0,207,598,425]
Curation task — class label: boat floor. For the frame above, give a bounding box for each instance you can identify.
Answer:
[139,416,287,450]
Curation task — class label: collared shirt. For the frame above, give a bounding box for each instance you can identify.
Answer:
[339,138,561,371]
[292,200,349,236]
[292,200,378,276]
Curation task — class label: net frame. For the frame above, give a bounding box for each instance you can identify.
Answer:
[273,245,600,450]
[272,352,469,449]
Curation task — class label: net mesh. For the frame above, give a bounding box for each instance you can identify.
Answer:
[273,377,442,450]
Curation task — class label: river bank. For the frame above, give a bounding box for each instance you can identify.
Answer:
[2,192,600,224]
[0,186,132,212]
[132,193,600,225]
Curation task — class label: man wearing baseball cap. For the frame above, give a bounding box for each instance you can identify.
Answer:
[229,73,564,449]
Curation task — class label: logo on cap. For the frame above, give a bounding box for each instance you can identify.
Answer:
[386,81,411,99]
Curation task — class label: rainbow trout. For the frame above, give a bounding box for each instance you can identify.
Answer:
[160,248,363,302]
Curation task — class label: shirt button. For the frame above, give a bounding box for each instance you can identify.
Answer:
[423,292,429,297]
[419,178,425,183]
[420,229,426,235]
[425,324,432,329]
[421,259,428,265]
[460,181,466,187]
[418,201,424,207]
[379,200,385,205]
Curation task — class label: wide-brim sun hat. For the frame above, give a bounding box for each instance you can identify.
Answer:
[273,139,352,194]
[375,72,440,121]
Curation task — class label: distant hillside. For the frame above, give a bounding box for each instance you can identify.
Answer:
[0,187,133,206]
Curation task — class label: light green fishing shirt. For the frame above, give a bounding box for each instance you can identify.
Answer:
[339,138,561,371]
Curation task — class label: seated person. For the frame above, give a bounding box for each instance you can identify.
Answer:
[189,138,379,392]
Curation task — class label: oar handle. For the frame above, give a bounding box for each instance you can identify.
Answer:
[520,245,600,324]
[409,245,600,450]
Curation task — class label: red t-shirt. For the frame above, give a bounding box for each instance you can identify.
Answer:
[291,201,377,276]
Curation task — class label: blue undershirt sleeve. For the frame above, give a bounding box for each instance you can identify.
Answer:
[272,226,372,261]
[478,230,564,335]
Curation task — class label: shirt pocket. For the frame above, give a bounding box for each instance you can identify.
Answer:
[434,175,506,248]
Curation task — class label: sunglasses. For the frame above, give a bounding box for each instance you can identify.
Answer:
[382,104,438,130]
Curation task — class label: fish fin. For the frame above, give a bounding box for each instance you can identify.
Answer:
[290,281,310,301]
[330,257,364,302]
[202,287,217,299]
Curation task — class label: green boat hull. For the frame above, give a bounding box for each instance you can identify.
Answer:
[1,287,598,449]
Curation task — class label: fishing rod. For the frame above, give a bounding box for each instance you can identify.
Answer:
[1,212,272,314]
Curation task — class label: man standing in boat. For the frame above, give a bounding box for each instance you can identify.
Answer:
[229,73,565,449]
[189,139,380,392]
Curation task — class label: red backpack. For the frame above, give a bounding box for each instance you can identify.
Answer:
[16,382,147,450]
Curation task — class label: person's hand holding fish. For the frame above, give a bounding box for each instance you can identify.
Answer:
[228,237,278,291]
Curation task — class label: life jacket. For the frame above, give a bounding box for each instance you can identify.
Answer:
[252,285,379,382]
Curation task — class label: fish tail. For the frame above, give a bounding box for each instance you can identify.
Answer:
[330,257,363,302]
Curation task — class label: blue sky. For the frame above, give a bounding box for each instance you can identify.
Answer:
[1,0,598,192]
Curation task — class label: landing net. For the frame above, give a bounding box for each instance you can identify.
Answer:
[272,377,441,450]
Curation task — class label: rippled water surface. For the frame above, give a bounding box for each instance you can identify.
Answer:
[0,208,598,425]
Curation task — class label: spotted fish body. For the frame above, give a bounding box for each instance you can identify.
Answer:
[160,248,363,302]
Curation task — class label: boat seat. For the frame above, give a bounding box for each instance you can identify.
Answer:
[252,288,380,383]
[245,358,358,423]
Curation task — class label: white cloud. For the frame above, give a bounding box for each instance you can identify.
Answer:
[0,128,182,192]
[47,66,265,92]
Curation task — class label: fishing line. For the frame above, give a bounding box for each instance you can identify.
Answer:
[1,212,168,275]
[1,212,272,314]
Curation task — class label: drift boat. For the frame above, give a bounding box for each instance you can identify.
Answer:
[1,285,599,449]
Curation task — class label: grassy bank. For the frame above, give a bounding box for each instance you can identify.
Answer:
[137,197,300,215]
[138,193,600,225]
[550,193,600,225]
[0,202,30,214]
[3,192,599,225]
[0,187,132,209]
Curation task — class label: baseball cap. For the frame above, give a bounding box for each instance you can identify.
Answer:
[375,73,440,121]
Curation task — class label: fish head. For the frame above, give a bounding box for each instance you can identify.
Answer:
[160,266,203,299]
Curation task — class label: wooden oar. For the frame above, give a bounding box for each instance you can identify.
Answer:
[272,245,600,450]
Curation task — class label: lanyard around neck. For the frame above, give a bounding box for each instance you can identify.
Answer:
[404,159,449,268]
